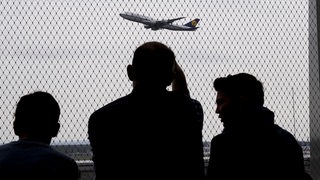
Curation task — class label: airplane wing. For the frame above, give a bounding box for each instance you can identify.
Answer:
[166,17,185,23]
[154,17,185,29]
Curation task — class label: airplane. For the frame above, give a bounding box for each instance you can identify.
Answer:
[119,12,200,31]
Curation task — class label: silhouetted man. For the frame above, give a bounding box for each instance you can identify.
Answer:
[0,91,79,180]
[88,41,205,180]
[206,73,312,180]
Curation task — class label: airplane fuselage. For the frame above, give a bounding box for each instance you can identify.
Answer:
[120,12,199,31]
[120,12,158,28]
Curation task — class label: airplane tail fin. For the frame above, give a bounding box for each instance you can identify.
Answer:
[184,18,200,28]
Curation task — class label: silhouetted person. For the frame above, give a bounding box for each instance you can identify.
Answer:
[206,73,312,180]
[88,41,205,180]
[0,91,79,180]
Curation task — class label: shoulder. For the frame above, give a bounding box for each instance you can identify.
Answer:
[190,98,203,113]
[43,147,79,179]
[89,95,131,120]
[273,125,299,143]
[168,92,202,115]
[50,147,76,162]
[210,133,228,147]
[271,125,302,151]
[31,143,77,165]
[0,142,13,150]
[0,142,16,157]
[168,91,200,107]
[208,133,233,157]
[0,141,78,166]
[209,129,242,150]
[46,147,79,173]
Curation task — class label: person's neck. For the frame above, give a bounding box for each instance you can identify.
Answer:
[19,135,52,145]
[133,83,168,93]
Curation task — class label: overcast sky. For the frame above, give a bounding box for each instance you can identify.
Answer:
[0,0,311,143]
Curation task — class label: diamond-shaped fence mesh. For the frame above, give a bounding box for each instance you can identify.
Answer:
[1,0,319,179]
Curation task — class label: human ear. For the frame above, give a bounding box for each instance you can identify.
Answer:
[51,122,60,137]
[127,65,134,81]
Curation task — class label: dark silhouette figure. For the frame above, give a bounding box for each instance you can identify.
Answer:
[88,41,205,180]
[206,73,312,180]
[0,91,79,180]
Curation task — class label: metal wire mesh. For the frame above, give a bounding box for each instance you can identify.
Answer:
[0,0,318,179]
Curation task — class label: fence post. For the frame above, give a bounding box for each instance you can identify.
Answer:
[309,0,320,179]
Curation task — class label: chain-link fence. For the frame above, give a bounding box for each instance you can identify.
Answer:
[1,0,319,179]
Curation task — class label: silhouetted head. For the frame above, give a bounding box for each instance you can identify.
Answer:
[214,73,264,124]
[127,41,175,89]
[13,91,60,143]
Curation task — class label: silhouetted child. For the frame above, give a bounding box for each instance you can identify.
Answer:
[0,91,79,180]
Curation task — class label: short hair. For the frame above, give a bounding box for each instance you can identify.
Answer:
[132,41,175,86]
[13,91,60,136]
[214,73,264,107]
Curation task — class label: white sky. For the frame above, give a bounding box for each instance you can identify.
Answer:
[0,0,311,143]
